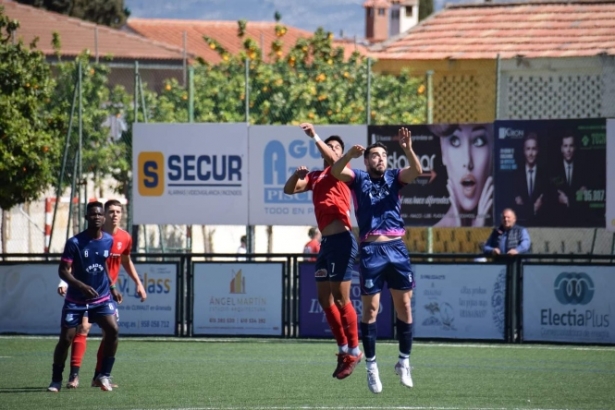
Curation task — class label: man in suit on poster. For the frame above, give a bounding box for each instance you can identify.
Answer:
[550,131,587,226]
[512,133,548,226]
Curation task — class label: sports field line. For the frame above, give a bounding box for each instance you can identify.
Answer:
[1,335,613,352]
[130,406,568,410]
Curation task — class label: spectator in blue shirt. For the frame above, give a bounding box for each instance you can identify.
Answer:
[483,208,531,256]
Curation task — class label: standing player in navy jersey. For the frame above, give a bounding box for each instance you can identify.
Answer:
[284,123,361,380]
[331,127,422,394]
[48,202,120,393]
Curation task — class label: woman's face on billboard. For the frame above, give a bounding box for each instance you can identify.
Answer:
[440,125,492,212]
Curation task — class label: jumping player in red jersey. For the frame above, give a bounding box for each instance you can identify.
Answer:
[58,199,146,389]
[284,123,362,380]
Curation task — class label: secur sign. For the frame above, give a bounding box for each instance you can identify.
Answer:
[132,123,249,225]
[248,125,368,225]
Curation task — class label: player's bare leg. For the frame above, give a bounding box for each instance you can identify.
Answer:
[48,326,77,392]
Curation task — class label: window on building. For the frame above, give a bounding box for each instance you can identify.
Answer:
[391,9,400,19]
[378,8,386,16]
[405,6,413,17]
[367,7,374,17]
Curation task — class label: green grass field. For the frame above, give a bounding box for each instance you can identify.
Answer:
[0,336,614,410]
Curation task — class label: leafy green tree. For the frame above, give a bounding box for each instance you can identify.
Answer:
[15,0,130,28]
[51,53,132,198]
[0,8,62,210]
[0,7,63,251]
[157,22,425,125]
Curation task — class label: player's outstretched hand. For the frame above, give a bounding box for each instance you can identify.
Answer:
[398,127,412,150]
[348,145,365,158]
[300,123,316,138]
[295,166,309,179]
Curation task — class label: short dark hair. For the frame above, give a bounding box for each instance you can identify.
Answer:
[86,201,103,212]
[364,142,387,158]
[104,199,123,211]
[308,227,319,238]
[240,235,247,244]
[324,135,344,152]
[524,132,538,144]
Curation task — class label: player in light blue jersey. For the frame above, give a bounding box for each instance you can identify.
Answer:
[48,202,120,393]
[331,127,422,394]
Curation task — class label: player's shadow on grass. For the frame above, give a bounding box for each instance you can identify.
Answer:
[0,387,48,393]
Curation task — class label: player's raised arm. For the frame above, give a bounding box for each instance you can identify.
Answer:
[331,145,364,182]
[300,123,337,166]
[283,166,310,194]
[397,127,422,184]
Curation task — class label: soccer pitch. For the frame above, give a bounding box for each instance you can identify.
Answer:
[0,337,614,410]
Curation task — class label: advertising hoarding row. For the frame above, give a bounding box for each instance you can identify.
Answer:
[134,120,612,229]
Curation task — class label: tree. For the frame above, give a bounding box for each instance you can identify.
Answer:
[51,52,133,198]
[0,7,62,249]
[419,0,434,22]
[156,22,425,125]
[15,0,130,28]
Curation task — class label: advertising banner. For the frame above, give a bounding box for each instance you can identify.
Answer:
[494,119,606,227]
[99,263,176,336]
[607,119,615,231]
[192,263,283,336]
[523,265,614,344]
[368,124,495,227]
[298,263,393,338]
[248,125,367,225]
[132,123,249,225]
[0,264,63,334]
[0,263,176,335]
[412,264,506,340]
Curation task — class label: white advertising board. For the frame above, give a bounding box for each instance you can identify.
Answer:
[0,263,176,335]
[607,119,615,231]
[523,265,614,344]
[192,263,283,335]
[132,123,249,225]
[91,263,177,336]
[247,125,368,225]
[0,264,64,334]
[412,264,506,340]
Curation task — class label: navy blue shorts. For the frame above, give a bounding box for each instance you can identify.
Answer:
[61,298,117,328]
[359,238,415,295]
[314,231,358,282]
